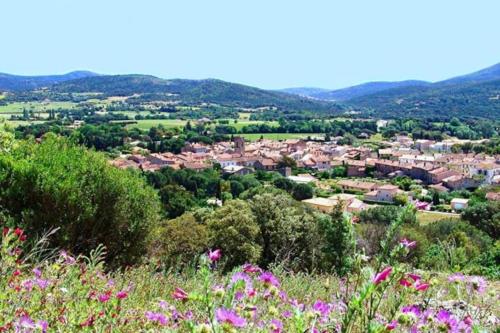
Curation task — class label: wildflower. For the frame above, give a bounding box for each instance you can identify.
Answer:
[373,267,392,285]
[14,227,24,238]
[80,316,95,327]
[259,272,280,287]
[385,320,397,331]
[2,226,9,236]
[312,300,331,317]
[208,249,222,262]
[436,310,458,331]
[98,292,111,303]
[448,272,465,283]
[270,319,283,333]
[35,278,49,289]
[172,287,188,301]
[13,269,21,277]
[408,273,421,282]
[399,278,412,287]
[243,263,262,274]
[400,238,417,248]
[33,267,42,278]
[414,281,430,292]
[145,311,168,326]
[59,251,76,265]
[215,308,246,328]
[467,276,486,294]
[231,272,253,291]
[116,290,128,299]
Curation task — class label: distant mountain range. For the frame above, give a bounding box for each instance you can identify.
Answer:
[281,63,500,119]
[0,71,98,91]
[1,63,499,118]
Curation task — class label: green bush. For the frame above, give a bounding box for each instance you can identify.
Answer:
[0,135,161,266]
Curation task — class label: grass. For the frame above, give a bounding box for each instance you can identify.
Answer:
[0,101,77,113]
[126,119,188,130]
[417,210,460,225]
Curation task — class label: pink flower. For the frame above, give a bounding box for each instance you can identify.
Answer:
[399,278,412,287]
[373,267,392,285]
[414,281,429,292]
[243,263,262,274]
[172,287,188,301]
[208,249,222,262]
[400,238,417,248]
[448,272,465,283]
[259,272,280,287]
[216,308,246,327]
[116,290,128,299]
[467,276,486,294]
[98,292,111,303]
[408,273,421,282]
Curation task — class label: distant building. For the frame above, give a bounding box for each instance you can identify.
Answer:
[450,198,469,211]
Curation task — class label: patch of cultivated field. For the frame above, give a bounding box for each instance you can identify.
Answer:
[0,102,77,113]
[417,210,460,225]
[127,119,188,130]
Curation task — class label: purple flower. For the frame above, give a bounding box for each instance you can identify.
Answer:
[448,272,465,283]
[231,272,253,291]
[145,311,168,326]
[467,276,486,294]
[312,300,331,317]
[259,272,280,287]
[35,278,49,290]
[32,267,42,278]
[215,308,246,327]
[270,319,283,332]
[208,249,222,262]
[402,305,421,317]
[436,310,458,331]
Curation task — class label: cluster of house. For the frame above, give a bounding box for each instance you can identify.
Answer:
[112,135,500,188]
[110,135,499,212]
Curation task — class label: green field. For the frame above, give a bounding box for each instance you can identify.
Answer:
[0,102,77,113]
[126,119,188,130]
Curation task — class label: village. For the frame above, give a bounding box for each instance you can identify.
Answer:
[111,134,500,215]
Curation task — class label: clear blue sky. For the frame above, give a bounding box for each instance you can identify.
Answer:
[1,0,499,89]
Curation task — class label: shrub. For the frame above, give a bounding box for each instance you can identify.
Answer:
[0,135,161,266]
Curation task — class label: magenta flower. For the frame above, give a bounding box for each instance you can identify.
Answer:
[259,272,280,287]
[408,273,421,282]
[116,290,128,299]
[35,278,49,290]
[216,308,246,327]
[399,278,412,287]
[172,287,188,301]
[373,267,392,285]
[208,249,222,262]
[98,293,111,303]
[436,310,458,331]
[414,281,429,292]
[400,238,417,248]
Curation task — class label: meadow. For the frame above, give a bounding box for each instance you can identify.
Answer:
[1,228,497,332]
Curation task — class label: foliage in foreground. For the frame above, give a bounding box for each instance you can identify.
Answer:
[1,221,498,332]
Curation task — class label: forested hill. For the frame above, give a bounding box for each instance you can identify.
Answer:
[0,71,97,91]
[310,80,431,101]
[49,75,344,112]
[348,77,500,119]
